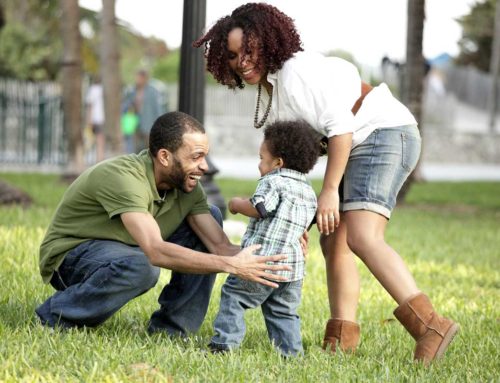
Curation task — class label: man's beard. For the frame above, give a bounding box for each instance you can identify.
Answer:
[166,155,190,192]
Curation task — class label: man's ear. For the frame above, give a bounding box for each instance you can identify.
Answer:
[157,148,172,167]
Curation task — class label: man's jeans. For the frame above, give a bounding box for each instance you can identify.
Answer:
[210,275,303,356]
[36,205,222,336]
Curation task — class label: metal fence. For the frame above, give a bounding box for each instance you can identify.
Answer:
[0,78,65,165]
[0,79,257,165]
[445,65,500,111]
[1,65,497,167]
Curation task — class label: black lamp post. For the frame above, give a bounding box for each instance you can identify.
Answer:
[179,0,226,218]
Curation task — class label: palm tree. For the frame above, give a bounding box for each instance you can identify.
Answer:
[60,0,84,175]
[100,0,123,156]
[398,0,425,202]
[0,3,5,30]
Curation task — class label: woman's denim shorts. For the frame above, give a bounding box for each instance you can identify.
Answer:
[340,124,421,219]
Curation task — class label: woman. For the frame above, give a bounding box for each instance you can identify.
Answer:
[194,3,458,364]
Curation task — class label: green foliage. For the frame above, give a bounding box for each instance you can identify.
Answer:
[0,0,100,81]
[152,49,181,83]
[0,174,499,381]
[152,48,218,85]
[0,0,62,80]
[405,181,500,209]
[0,1,170,83]
[79,9,101,77]
[456,0,497,72]
[119,31,170,85]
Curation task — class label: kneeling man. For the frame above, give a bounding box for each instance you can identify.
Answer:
[36,111,289,335]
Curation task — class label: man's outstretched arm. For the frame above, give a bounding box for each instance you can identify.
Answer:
[186,212,240,256]
[121,211,290,288]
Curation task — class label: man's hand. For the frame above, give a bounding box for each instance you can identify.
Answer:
[226,244,291,288]
[121,212,289,288]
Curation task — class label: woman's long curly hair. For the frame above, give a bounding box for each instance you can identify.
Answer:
[193,3,303,89]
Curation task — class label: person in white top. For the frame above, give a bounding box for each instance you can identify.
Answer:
[85,76,105,162]
[195,2,458,364]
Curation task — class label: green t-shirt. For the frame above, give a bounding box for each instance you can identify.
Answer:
[39,150,210,283]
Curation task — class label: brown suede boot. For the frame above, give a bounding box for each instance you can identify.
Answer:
[322,318,360,353]
[394,293,459,365]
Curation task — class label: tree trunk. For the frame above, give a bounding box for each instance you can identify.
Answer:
[398,0,426,203]
[489,0,500,132]
[0,3,5,30]
[60,0,84,175]
[100,0,123,157]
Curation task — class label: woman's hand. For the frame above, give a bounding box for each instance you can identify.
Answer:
[316,187,340,235]
[228,244,292,288]
[300,230,309,261]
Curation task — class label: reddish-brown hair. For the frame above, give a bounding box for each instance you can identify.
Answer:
[193,3,303,89]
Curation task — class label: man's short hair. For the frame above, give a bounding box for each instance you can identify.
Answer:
[149,112,205,156]
[264,120,320,174]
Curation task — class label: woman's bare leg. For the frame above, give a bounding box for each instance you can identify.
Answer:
[320,217,360,322]
[344,210,419,304]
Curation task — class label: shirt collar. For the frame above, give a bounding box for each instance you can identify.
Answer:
[263,168,308,183]
[139,149,178,203]
[266,71,278,87]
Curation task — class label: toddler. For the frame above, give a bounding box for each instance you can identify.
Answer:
[209,120,320,356]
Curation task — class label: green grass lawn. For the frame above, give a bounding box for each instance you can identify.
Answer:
[0,173,499,382]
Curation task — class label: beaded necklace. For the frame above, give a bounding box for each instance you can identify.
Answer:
[254,83,272,129]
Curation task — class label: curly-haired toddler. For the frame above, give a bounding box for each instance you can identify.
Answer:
[209,120,320,356]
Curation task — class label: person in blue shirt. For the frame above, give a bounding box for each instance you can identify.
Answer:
[122,69,165,152]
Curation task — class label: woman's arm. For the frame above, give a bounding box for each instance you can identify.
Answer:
[317,133,352,235]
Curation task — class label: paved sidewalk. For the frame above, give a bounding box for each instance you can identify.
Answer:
[2,157,499,181]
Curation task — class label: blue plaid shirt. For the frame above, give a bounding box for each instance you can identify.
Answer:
[241,168,317,281]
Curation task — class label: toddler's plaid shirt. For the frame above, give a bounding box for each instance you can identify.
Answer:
[241,168,317,281]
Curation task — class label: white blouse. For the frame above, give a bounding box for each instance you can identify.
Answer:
[259,51,417,148]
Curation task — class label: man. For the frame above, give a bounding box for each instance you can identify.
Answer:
[36,111,290,335]
[122,69,165,152]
